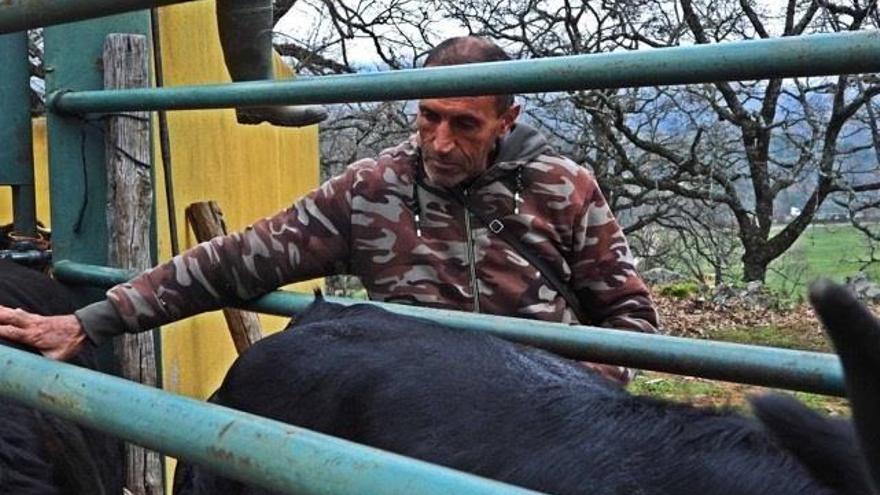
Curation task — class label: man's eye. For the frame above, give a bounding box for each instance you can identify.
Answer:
[455,119,478,131]
[421,111,440,122]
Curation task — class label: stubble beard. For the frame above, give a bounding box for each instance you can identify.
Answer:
[423,156,469,188]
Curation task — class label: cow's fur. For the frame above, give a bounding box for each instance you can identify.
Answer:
[0,260,124,495]
[175,285,878,495]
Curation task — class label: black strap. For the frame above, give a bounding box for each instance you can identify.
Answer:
[447,188,591,325]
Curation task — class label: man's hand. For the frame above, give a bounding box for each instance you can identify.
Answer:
[0,305,86,361]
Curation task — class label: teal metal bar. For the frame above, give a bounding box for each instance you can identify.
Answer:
[0,344,542,495]
[0,0,198,34]
[54,260,846,397]
[49,30,880,114]
[0,31,37,235]
[11,185,37,235]
[44,12,152,288]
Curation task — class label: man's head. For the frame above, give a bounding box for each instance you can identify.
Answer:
[418,36,521,188]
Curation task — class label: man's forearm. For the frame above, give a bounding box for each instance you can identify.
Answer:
[99,172,354,333]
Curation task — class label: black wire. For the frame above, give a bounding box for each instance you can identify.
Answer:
[151,7,180,256]
[73,124,89,234]
[73,113,153,233]
[99,112,150,122]
[115,146,152,170]
[84,116,152,169]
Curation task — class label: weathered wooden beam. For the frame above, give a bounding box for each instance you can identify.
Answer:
[185,200,263,353]
[104,33,163,495]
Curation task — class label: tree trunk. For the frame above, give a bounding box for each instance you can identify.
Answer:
[742,254,768,283]
[104,33,164,495]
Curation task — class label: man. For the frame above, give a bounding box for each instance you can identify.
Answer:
[0,37,658,384]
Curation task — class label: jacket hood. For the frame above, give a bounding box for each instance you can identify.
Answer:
[472,122,554,187]
[495,123,552,166]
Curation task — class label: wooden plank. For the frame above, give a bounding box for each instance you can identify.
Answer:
[104,32,164,495]
[185,200,263,353]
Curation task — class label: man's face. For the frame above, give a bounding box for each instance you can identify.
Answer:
[417,96,519,188]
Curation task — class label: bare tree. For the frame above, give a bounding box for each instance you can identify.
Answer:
[27,29,45,116]
[665,205,742,285]
[319,101,413,178]
[588,0,880,281]
[271,0,431,177]
[452,0,880,281]
[274,0,880,283]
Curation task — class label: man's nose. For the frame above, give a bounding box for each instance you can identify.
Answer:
[433,122,455,155]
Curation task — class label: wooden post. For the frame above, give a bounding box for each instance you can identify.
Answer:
[185,200,263,353]
[104,33,164,495]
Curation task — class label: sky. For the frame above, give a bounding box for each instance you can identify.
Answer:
[274,0,798,67]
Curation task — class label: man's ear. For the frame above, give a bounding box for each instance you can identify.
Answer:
[499,103,521,134]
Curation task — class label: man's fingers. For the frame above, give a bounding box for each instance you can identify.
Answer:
[0,310,83,361]
[0,322,32,343]
[0,325,36,347]
[0,305,28,326]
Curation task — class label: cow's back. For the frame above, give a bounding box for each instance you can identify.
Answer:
[0,260,76,316]
[178,300,840,495]
[0,260,124,495]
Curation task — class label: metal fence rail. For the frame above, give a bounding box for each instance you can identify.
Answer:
[54,260,846,397]
[0,0,199,34]
[48,30,880,114]
[0,342,542,495]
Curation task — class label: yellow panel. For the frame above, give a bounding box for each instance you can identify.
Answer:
[154,0,320,396]
[0,118,51,226]
[152,2,321,487]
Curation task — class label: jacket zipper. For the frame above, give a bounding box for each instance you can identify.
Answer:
[462,189,481,313]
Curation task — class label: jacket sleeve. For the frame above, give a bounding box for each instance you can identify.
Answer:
[569,170,660,335]
[80,166,357,338]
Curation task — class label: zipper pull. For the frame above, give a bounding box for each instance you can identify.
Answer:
[514,166,524,215]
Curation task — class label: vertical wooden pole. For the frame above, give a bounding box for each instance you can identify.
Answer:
[185,200,263,353]
[104,33,164,495]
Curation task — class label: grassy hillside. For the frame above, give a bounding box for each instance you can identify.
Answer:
[765,223,879,299]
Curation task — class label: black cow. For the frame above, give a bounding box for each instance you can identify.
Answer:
[174,283,878,495]
[0,260,124,495]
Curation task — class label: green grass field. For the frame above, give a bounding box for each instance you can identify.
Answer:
[765,223,880,299]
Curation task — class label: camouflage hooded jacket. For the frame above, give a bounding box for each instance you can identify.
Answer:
[76,123,659,351]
